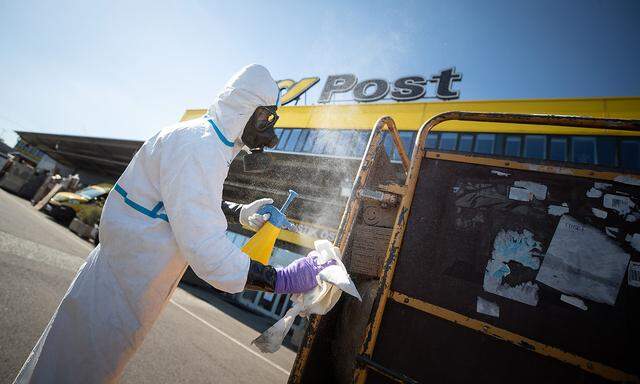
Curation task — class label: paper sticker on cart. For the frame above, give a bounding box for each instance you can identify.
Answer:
[629,261,640,288]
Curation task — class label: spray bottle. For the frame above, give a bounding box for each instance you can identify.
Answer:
[241,189,298,264]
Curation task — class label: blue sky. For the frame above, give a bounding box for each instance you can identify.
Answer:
[1,0,638,146]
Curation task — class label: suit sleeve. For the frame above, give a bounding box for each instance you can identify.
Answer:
[221,200,242,224]
[159,139,249,293]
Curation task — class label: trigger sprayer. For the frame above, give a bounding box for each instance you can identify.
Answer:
[241,190,298,265]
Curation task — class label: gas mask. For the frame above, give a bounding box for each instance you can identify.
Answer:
[241,105,279,173]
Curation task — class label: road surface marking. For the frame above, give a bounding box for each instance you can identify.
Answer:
[169,299,290,376]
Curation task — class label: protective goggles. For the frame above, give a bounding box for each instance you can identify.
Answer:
[256,105,279,131]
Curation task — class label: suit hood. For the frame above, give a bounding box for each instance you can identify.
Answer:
[207,64,279,145]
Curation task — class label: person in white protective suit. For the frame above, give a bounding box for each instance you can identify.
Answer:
[14,64,336,383]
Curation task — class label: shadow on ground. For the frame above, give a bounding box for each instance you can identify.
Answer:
[179,282,299,352]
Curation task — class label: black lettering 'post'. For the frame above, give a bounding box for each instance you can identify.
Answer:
[391,76,427,101]
[318,74,358,103]
[353,79,390,102]
[431,68,462,100]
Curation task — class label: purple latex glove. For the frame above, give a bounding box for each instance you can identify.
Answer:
[275,251,337,294]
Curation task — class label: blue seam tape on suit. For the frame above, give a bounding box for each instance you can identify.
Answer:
[207,119,234,147]
[114,184,169,222]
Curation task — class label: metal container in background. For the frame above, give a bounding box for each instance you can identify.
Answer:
[289,113,640,384]
[17,171,50,200]
[0,160,35,194]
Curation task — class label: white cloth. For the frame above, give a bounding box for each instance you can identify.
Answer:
[14,64,279,384]
[252,240,361,353]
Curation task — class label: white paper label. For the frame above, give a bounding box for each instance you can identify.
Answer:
[514,181,547,200]
[603,194,635,215]
[483,230,541,306]
[476,296,500,317]
[508,187,532,202]
[548,205,570,216]
[560,294,588,311]
[536,216,630,306]
[629,261,640,288]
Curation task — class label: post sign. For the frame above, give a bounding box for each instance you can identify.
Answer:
[277,67,462,106]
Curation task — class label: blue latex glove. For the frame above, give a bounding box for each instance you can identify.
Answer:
[275,251,337,294]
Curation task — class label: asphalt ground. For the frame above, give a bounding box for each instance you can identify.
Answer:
[0,188,295,383]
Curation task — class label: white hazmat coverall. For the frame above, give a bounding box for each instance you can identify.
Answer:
[14,64,280,383]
